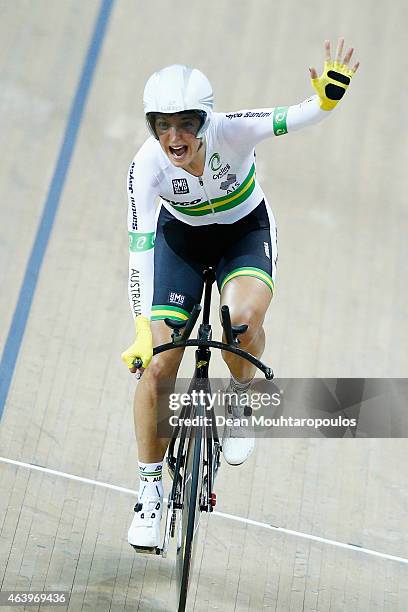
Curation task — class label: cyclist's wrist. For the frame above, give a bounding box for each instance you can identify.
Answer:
[135,315,151,333]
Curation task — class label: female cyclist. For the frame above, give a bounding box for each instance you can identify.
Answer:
[122,38,359,550]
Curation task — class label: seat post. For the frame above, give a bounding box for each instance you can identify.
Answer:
[202,267,215,326]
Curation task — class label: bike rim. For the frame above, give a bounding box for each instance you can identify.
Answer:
[176,422,203,611]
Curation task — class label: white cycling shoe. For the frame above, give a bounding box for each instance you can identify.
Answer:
[222,403,255,466]
[128,495,163,550]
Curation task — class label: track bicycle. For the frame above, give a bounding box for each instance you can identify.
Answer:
[133,266,273,611]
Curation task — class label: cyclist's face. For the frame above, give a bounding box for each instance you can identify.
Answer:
[155,113,202,167]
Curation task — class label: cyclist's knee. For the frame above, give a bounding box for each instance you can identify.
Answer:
[145,349,184,381]
[226,304,265,344]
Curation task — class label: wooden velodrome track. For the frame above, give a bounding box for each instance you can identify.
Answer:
[0,1,407,610]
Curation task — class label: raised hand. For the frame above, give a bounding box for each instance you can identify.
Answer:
[309,37,360,110]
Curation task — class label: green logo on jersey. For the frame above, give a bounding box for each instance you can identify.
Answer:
[273,107,288,136]
[209,152,222,171]
[128,231,155,252]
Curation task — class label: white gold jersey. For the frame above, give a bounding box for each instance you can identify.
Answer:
[127,95,329,317]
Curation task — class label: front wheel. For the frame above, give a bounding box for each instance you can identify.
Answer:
[176,417,203,611]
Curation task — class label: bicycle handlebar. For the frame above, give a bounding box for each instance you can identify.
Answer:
[178,304,201,343]
[133,340,273,379]
[221,305,234,346]
[132,303,274,379]
[153,339,273,379]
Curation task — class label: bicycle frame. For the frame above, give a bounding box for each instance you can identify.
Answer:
[133,266,273,610]
[166,268,222,520]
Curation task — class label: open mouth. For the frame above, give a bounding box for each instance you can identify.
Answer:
[169,145,188,160]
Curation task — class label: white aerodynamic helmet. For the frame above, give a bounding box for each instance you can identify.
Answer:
[143,64,214,139]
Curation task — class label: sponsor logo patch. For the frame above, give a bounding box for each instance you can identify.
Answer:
[162,196,201,208]
[209,152,222,171]
[225,112,243,120]
[168,291,185,306]
[225,111,272,120]
[244,111,272,118]
[128,162,138,230]
[264,242,270,259]
[220,174,237,191]
[172,178,189,195]
[213,163,230,180]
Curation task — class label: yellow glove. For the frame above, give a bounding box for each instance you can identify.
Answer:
[311,60,355,111]
[121,315,153,370]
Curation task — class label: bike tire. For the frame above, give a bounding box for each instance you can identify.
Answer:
[176,419,203,611]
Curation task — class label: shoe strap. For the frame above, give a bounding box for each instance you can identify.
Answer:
[135,497,162,517]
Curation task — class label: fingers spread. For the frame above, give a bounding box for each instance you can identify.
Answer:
[324,39,331,62]
[335,37,345,63]
[343,47,354,66]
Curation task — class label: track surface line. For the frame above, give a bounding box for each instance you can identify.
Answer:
[0,0,114,419]
[1,455,407,566]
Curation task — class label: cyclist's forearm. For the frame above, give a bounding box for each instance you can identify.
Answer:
[126,148,160,320]
[222,94,331,147]
[128,249,154,319]
[285,94,329,133]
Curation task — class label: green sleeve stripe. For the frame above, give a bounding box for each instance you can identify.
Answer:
[128,231,155,252]
[273,107,288,136]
